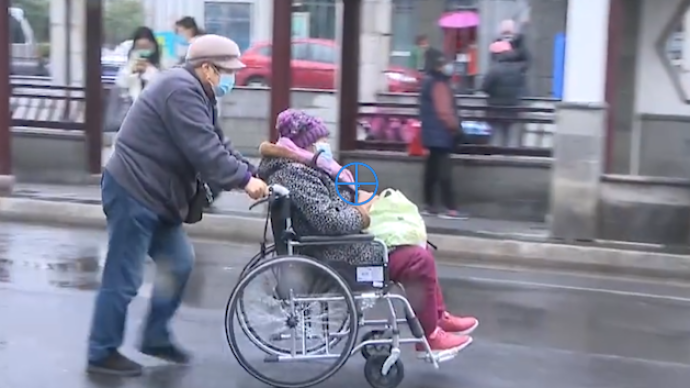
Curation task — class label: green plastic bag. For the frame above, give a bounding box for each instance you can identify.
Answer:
[367,189,427,248]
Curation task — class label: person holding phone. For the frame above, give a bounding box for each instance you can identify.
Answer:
[116,26,162,101]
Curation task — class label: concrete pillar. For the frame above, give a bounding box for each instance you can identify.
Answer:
[358,0,391,101]
[50,0,86,85]
[549,0,610,241]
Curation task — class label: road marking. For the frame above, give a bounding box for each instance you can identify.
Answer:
[463,275,690,303]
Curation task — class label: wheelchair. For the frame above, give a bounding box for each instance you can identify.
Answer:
[225,184,450,388]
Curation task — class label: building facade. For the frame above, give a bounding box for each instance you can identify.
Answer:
[139,0,566,96]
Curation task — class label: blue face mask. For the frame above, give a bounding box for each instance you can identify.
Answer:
[177,34,190,46]
[214,74,236,98]
[314,142,333,160]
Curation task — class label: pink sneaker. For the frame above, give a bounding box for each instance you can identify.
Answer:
[438,210,469,220]
[439,312,479,335]
[415,328,473,358]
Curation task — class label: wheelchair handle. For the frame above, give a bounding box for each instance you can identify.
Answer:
[270,184,290,197]
[248,184,290,210]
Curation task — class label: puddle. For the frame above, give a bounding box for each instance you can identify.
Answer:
[0,223,254,309]
[0,223,106,290]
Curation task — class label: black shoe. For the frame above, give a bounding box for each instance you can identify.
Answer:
[87,351,143,377]
[140,344,191,364]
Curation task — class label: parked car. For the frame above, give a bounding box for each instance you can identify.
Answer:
[9,7,48,76]
[101,40,132,79]
[236,38,420,92]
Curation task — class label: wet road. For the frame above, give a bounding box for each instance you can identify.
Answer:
[1,222,689,388]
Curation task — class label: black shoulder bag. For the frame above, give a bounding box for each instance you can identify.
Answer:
[184,177,213,224]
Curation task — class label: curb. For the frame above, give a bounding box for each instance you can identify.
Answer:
[2,197,690,279]
[0,197,266,243]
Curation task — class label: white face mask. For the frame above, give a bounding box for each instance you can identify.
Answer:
[314,142,333,160]
[442,63,454,76]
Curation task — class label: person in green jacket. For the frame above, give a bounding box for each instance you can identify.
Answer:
[409,34,430,71]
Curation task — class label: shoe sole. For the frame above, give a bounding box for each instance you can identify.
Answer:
[86,365,143,377]
[437,214,469,220]
[140,349,190,365]
[416,336,474,360]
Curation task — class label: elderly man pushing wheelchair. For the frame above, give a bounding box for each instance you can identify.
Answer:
[87,35,268,376]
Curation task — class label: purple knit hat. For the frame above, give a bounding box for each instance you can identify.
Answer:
[276,109,330,149]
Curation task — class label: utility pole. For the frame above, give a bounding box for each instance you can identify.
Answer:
[0,0,15,195]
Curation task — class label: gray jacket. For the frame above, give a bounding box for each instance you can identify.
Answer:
[106,67,251,222]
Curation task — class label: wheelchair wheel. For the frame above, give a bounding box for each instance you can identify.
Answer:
[236,246,351,356]
[226,255,359,388]
[240,243,276,278]
[364,355,405,388]
[361,330,392,360]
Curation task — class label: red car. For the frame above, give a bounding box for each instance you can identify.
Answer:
[237,38,420,93]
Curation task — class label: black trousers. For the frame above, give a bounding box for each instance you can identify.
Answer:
[423,147,455,210]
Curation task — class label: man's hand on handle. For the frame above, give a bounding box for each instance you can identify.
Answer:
[244,177,269,200]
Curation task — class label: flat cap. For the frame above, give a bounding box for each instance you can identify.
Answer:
[186,34,245,70]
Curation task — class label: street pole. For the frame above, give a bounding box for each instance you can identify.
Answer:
[84,0,103,175]
[0,0,15,195]
[269,0,292,142]
[337,0,361,152]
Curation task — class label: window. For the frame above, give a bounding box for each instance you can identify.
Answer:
[292,42,309,61]
[255,45,272,57]
[9,15,26,44]
[309,43,336,64]
[204,1,253,52]
[445,0,478,10]
[390,0,416,67]
[303,0,336,39]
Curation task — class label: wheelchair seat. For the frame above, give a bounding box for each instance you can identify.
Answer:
[267,188,390,293]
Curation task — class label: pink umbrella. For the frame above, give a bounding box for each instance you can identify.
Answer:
[438,11,480,29]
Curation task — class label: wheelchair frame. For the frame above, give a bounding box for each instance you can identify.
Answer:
[225,184,445,388]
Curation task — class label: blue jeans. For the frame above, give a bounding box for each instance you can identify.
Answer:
[88,171,194,362]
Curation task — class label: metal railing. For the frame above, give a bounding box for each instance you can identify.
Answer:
[355,96,556,157]
[10,75,116,84]
[10,76,116,131]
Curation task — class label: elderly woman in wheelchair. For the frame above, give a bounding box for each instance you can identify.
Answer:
[224,109,478,388]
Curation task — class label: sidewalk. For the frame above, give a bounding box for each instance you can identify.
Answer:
[2,183,690,279]
[10,182,548,237]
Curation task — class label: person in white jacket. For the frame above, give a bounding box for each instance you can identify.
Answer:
[115,27,162,101]
[108,27,163,156]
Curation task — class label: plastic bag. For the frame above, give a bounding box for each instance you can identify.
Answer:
[462,121,491,136]
[366,189,427,248]
[460,121,491,145]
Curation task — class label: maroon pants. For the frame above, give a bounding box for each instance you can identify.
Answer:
[388,245,445,336]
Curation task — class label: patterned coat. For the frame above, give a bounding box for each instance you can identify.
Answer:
[258,142,384,265]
